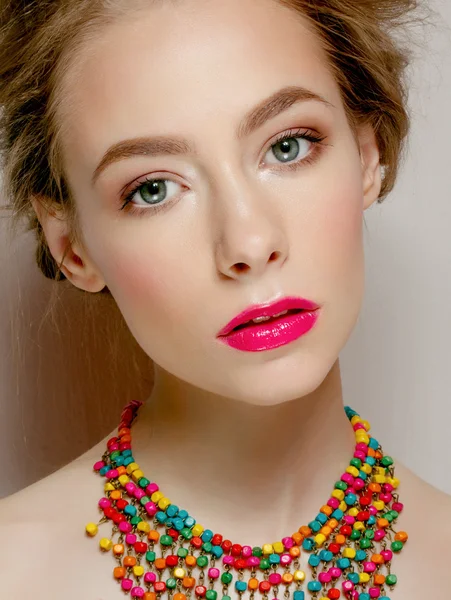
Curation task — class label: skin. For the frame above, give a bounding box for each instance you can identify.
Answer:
[1,0,450,598]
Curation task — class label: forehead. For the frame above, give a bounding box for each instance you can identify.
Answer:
[58,0,340,164]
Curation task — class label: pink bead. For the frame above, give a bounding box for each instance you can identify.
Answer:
[120,442,132,451]
[369,506,378,516]
[93,461,105,471]
[208,568,220,579]
[327,498,340,509]
[109,443,120,452]
[345,488,356,496]
[223,556,234,566]
[341,473,354,485]
[353,423,366,431]
[134,488,146,500]
[342,581,354,593]
[126,534,137,545]
[144,572,157,584]
[383,483,394,493]
[144,501,157,516]
[353,478,365,490]
[344,516,355,525]
[354,450,366,461]
[98,498,111,509]
[363,561,376,573]
[392,502,404,512]
[356,443,368,454]
[125,482,137,495]
[380,493,392,503]
[330,567,342,578]
[381,549,393,562]
[374,529,385,542]
[268,573,282,586]
[369,588,381,598]
[242,546,252,558]
[318,572,331,584]
[119,521,132,533]
[280,554,292,566]
[247,557,260,568]
[131,587,145,598]
[146,483,159,495]
[282,537,294,549]
[121,579,133,591]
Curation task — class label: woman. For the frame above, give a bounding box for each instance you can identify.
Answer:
[0,0,449,598]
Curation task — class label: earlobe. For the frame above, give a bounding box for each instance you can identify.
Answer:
[359,124,382,210]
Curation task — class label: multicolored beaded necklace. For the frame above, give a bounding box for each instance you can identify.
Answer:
[85,401,408,600]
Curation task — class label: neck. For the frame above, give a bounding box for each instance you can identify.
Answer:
[131,358,357,547]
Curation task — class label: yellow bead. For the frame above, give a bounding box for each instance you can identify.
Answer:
[99,538,113,551]
[192,524,204,536]
[388,477,400,488]
[343,548,356,559]
[361,463,372,475]
[158,497,171,510]
[314,534,326,547]
[338,501,347,512]
[346,466,359,478]
[174,567,186,579]
[355,434,369,444]
[118,474,130,487]
[126,462,140,474]
[272,542,284,554]
[133,566,145,577]
[262,544,273,555]
[362,420,371,431]
[353,522,365,531]
[85,523,98,537]
[350,416,362,426]
[374,475,386,484]
[348,508,359,517]
[375,467,386,475]
[331,489,344,501]
[151,491,164,503]
[373,500,385,511]
[104,482,115,492]
[293,570,306,582]
[137,521,151,534]
[359,573,370,583]
[132,469,144,482]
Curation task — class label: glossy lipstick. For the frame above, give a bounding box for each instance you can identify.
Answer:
[217,296,320,352]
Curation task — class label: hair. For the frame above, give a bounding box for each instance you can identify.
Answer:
[0,0,423,287]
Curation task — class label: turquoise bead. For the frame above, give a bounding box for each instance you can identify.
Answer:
[345,493,357,505]
[123,457,134,466]
[308,554,320,567]
[347,572,360,584]
[332,509,344,520]
[368,515,376,526]
[185,516,195,528]
[359,470,368,480]
[293,593,305,600]
[356,550,367,561]
[380,597,391,600]
[115,456,124,466]
[366,456,376,466]
[155,511,167,523]
[173,518,184,531]
[146,551,156,562]
[307,581,321,592]
[302,538,315,551]
[124,505,137,517]
[178,510,188,520]
[337,558,350,570]
[122,449,132,457]
[99,466,109,476]
[344,406,357,418]
[369,438,379,450]
[359,594,370,600]
[316,512,328,524]
[320,550,333,562]
[235,581,247,592]
[201,529,213,542]
[269,554,280,565]
[211,545,224,558]
[308,520,322,532]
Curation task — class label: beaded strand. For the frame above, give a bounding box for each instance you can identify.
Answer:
[85,401,408,600]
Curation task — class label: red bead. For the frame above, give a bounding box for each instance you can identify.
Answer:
[259,581,271,593]
[231,544,242,557]
[360,496,371,506]
[134,542,148,554]
[104,507,115,519]
[327,589,340,599]
[154,582,166,593]
[358,511,370,521]
[234,559,247,570]
[340,525,352,536]
[191,537,203,549]
[107,437,118,447]
[168,529,179,540]
[195,586,207,597]
[212,534,223,546]
[116,499,128,510]
[221,540,232,553]
[112,512,125,524]
[166,555,178,567]
[120,443,132,451]
[328,543,341,554]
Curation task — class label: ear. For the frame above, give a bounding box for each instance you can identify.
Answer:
[31,196,106,293]
[357,123,382,210]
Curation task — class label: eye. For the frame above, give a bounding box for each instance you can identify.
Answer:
[263,128,326,169]
[120,177,184,214]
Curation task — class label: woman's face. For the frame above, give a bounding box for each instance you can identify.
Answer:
[58,0,380,406]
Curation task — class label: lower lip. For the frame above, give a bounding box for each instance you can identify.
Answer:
[217,309,320,352]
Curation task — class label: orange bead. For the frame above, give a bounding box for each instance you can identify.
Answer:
[144,593,157,600]
[121,434,132,443]
[289,547,300,558]
[328,519,338,529]
[114,567,126,579]
[320,526,332,537]
[117,466,127,476]
[395,531,408,542]
[374,574,385,586]
[369,483,381,493]
[377,518,389,529]
[113,544,125,556]
[282,573,294,584]
[123,556,137,567]
[320,505,333,516]
[371,554,384,565]
[110,490,122,501]
[173,594,186,600]
[148,530,160,542]
[291,532,303,545]
[299,526,312,537]
[185,555,196,567]
[367,448,376,458]
[248,579,259,590]
[182,577,195,589]
[118,427,130,436]
[375,451,383,459]
[155,558,166,570]
[335,535,346,545]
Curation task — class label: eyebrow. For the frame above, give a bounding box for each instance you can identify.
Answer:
[91,85,333,185]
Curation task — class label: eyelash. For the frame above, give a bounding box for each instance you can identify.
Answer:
[119,128,327,217]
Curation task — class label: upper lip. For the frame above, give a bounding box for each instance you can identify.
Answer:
[217,296,320,337]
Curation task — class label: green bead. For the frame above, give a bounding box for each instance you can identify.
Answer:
[252,547,263,557]
[146,551,156,562]
[130,516,142,525]
[386,574,397,586]
[364,530,375,539]
[391,541,404,553]
[390,510,399,519]
[160,535,173,546]
[335,481,347,491]
[140,496,150,506]
[110,451,120,460]
[181,528,193,540]
[166,578,177,589]
[381,456,394,467]
[350,530,361,540]
[222,596,231,600]
[350,458,362,469]
[259,558,270,569]
[221,572,233,585]
[385,513,395,523]
[139,477,150,488]
[202,542,213,553]
[197,555,209,568]
[206,590,218,600]
[359,538,372,549]
[177,548,189,558]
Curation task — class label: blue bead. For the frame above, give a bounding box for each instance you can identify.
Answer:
[166,505,179,518]
[123,457,134,466]
[308,520,322,532]
[171,518,184,531]
[122,449,132,457]
[359,594,370,600]
[307,581,321,592]
[178,510,189,520]
[359,471,368,480]
[345,493,357,505]
[185,517,195,528]
[332,509,344,520]
[235,581,247,592]
[368,516,376,526]
[293,592,305,600]
[124,505,137,517]
[316,513,328,525]
[115,456,124,466]
[201,529,213,542]
[344,406,357,418]
[155,511,167,523]
[308,554,320,567]
[369,438,379,450]
[99,466,109,476]
[269,554,280,565]
[356,550,367,561]
[347,572,359,584]
[337,558,351,570]
[366,456,376,466]
[320,550,333,562]
[211,545,223,558]
[380,597,391,600]
[302,538,314,551]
